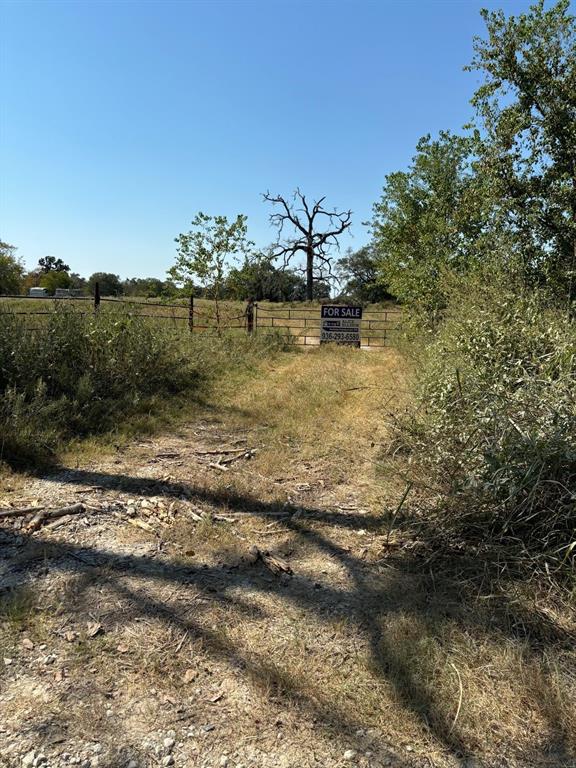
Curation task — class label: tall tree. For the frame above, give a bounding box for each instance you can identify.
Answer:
[224,254,307,302]
[370,132,487,314]
[39,270,73,295]
[337,246,395,303]
[87,272,123,296]
[38,255,70,273]
[468,0,576,306]
[169,213,252,332]
[264,189,352,301]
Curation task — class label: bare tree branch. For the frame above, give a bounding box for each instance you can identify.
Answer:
[263,190,352,300]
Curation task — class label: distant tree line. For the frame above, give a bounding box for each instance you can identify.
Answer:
[0,240,387,303]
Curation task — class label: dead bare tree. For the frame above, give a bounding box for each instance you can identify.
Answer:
[263,189,352,300]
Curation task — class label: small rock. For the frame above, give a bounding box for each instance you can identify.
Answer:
[92,744,102,755]
[162,757,174,767]
[220,758,229,767]
[126,761,139,768]
[32,755,47,767]
[43,654,56,665]
[21,638,34,650]
[343,750,357,761]
[163,738,175,752]
[22,752,36,768]
[166,730,176,740]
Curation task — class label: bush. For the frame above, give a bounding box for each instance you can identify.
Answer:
[397,277,576,573]
[0,307,282,467]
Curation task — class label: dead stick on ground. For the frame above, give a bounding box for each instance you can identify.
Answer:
[27,503,86,532]
[174,630,189,653]
[0,506,45,519]
[448,662,463,734]
[219,450,256,466]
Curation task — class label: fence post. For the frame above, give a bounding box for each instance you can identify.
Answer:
[246,299,254,334]
[189,294,194,333]
[94,282,100,313]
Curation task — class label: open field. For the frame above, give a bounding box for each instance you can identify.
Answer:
[1,345,574,768]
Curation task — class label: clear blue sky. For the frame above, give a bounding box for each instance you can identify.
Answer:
[1,0,537,279]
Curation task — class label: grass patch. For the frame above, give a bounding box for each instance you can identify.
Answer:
[392,276,576,576]
[0,585,36,628]
[0,306,285,470]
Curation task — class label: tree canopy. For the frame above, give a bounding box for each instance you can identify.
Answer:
[0,240,25,295]
[468,0,576,303]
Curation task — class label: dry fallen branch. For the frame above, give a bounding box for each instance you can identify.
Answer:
[0,506,45,519]
[246,545,293,576]
[26,503,86,532]
[219,449,256,465]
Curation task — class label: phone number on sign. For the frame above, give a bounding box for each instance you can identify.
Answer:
[321,331,360,342]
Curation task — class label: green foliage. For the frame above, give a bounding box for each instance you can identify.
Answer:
[337,246,395,303]
[38,255,70,273]
[0,240,25,295]
[170,213,253,329]
[224,254,307,301]
[468,0,576,303]
[0,307,282,467]
[370,132,488,316]
[87,272,123,296]
[123,277,178,298]
[39,270,73,294]
[398,275,576,572]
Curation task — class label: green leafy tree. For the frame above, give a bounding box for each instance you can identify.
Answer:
[123,277,178,298]
[337,246,395,303]
[225,253,308,301]
[370,132,488,316]
[467,0,576,307]
[39,270,73,295]
[38,255,70,273]
[69,273,88,293]
[87,272,123,296]
[170,213,253,331]
[0,240,25,295]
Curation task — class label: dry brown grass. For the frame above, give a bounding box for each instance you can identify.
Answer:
[1,344,574,767]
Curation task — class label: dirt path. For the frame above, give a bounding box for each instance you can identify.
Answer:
[0,348,573,768]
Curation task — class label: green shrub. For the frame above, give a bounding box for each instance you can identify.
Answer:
[0,307,282,467]
[397,277,576,572]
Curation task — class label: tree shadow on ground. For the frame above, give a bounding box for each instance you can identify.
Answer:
[2,467,575,767]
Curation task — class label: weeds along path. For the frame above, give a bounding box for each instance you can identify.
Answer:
[0,347,574,768]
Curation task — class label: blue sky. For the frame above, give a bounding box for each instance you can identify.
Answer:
[1,0,538,279]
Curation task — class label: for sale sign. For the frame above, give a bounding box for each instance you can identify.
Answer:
[320,305,362,346]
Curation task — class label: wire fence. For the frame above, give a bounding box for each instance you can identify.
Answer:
[253,304,401,348]
[0,289,402,347]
